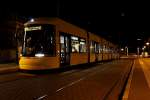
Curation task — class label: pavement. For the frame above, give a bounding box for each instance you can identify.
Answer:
[122,58,150,100]
[0,63,19,74]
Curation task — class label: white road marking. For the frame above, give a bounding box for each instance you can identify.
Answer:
[122,60,135,100]
[56,77,85,92]
[56,65,108,93]
[35,94,47,100]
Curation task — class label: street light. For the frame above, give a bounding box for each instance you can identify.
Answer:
[121,48,124,51]
[30,18,34,22]
[137,38,142,41]
[146,42,150,55]
[146,42,150,46]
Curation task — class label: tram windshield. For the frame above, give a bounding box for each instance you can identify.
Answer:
[22,24,55,57]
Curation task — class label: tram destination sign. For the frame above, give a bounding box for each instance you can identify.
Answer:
[25,26,42,31]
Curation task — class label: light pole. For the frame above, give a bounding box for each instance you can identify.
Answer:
[15,14,19,65]
[56,0,60,17]
[137,38,142,57]
[137,47,140,57]
[142,46,146,57]
[125,46,128,56]
[146,42,149,55]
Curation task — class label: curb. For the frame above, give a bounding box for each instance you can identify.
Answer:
[0,67,19,74]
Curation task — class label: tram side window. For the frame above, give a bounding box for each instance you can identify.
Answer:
[43,25,55,56]
[90,41,95,53]
[99,44,102,53]
[109,47,112,53]
[79,38,86,53]
[95,43,100,53]
[110,47,113,53]
[98,43,101,53]
[106,47,109,53]
[71,36,79,53]
[107,47,110,53]
[103,45,106,53]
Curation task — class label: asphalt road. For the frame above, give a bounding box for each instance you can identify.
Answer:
[0,59,133,100]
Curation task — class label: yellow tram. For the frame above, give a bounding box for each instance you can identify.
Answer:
[19,17,119,70]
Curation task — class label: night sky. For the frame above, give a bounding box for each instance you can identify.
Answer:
[1,0,150,52]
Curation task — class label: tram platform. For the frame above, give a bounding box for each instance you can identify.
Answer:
[0,63,19,74]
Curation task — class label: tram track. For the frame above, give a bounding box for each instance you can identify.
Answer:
[0,59,134,100]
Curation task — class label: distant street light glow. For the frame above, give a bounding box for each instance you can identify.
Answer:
[121,48,124,51]
[142,48,144,50]
[30,18,34,22]
[146,42,150,45]
[137,38,141,40]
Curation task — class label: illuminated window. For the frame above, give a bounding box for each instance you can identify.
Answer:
[80,38,86,53]
[23,24,55,56]
[60,36,64,43]
[25,26,41,31]
[71,36,79,52]
[110,48,113,53]
[95,43,101,53]
[90,41,95,53]
[103,45,106,53]
[106,47,109,53]
[60,35,65,53]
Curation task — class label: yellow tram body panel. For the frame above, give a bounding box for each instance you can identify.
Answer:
[70,53,88,65]
[19,57,59,70]
[90,53,96,63]
[98,53,103,61]
[103,53,108,61]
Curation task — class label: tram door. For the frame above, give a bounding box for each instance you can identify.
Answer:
[60,34,70,66]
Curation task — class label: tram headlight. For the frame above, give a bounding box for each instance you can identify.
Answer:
[35,53,45,57]
[20,54,22,57]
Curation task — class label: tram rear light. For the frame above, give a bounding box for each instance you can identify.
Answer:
[35,53,45,57]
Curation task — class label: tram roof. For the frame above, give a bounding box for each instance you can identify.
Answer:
[24,17,118,47]
[24,17,86,31]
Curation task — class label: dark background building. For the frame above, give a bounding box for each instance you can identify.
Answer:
[0,13,24,63]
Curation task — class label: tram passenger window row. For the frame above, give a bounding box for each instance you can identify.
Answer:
[71,36,86,53]
[71,36,79,53]
[90,41,102,53]
[79,39,86,53]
